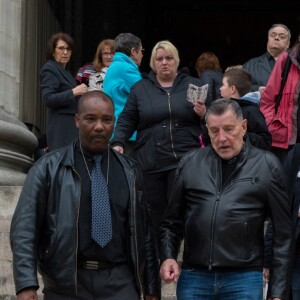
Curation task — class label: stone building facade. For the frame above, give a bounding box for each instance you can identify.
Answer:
[0,0,59,297]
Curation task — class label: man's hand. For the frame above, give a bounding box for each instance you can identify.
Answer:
[113,146,124,154]
[258,86,265,94]
[17,288,38,300]
[193,100,206,118]
[263,267,269,282]
[160,258,180,284]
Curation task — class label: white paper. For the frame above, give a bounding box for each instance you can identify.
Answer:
[187,83,208,104]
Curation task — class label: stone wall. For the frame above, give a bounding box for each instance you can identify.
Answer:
[0,187,21,299]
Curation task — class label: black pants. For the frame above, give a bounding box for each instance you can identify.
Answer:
[143,168,177,248]
[270,146,289,165]
[43,264,139,300]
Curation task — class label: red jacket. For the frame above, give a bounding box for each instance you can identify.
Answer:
[260,48,300,149]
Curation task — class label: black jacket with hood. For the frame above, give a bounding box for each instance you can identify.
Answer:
[112,71,204,172]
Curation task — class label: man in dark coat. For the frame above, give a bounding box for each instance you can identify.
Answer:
[10,91,160,300]
[160,99,293,300]
[264,143,300,299]
[243,23,290,92]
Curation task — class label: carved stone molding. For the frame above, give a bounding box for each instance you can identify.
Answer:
[0,111,37,186]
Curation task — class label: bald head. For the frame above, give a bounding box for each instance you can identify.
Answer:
[78,91,114,114]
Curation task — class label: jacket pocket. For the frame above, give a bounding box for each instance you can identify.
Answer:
[268,114,288,144]
[38,214,58,263]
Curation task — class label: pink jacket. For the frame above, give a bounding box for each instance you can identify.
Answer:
[260,49,300,149]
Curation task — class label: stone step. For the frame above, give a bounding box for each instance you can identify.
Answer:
[162,281,177,300]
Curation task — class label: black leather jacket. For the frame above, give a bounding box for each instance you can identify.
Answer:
[10,142,160,297]
[160,141,293,299]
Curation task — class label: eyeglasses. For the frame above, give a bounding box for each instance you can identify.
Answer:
[56,46,72,53]
[269,32,288,40]
[140,48,145,54]
[102,52,114,57]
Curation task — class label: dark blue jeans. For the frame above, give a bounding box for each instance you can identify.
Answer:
[292,259,300,300]
[177,267,262,300]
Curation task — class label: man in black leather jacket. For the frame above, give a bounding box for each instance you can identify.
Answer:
[243,23,290,92]
[160,99,293,300]
[264,143,300,299]
[10,91,160,300]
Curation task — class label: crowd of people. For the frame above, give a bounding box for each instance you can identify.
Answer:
[9,22,300,300]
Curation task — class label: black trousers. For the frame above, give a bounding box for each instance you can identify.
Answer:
[270,145,295,165]
[143,168,177,248]
[43,264,139,300]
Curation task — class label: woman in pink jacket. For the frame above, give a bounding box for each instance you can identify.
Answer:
[260,42,300,163]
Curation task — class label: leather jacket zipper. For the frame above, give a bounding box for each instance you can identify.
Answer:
[208,154,248,269]
[244,221,249,260]
[166,90,178,161]
[132,176,144,299]
[72,167,81,294]
[208,191,220,270]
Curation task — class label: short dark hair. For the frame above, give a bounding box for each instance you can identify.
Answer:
[205,98,243,122]
[223,68,252,97]
[45,32,74,60]
[114,33,141,56]
[78,91,114,114]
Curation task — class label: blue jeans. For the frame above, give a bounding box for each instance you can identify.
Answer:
[292,259,300,300]
[177,267,263,300]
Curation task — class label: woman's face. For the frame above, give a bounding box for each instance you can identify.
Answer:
[153,48,177,81]
[53,39,72,67]
[101,45,114,68]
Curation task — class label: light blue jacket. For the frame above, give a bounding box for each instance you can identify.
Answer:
[103,52,142,140]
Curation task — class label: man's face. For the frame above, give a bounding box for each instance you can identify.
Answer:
[75,96,115,153]
[207,109,247,160]
[267,26,290,55]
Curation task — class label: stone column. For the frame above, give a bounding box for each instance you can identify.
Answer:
[1,0,62,295]
[0,0,38,186]
[0,0,40,297]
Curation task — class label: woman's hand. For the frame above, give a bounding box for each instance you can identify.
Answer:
[113,146,124,154]
[72,83,88,96]
[193,99,206,118]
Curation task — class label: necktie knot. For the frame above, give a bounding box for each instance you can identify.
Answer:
[93,154,102,164]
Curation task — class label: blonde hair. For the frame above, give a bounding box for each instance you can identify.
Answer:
[150,40,180,72]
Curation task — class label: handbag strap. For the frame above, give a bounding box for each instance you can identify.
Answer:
[275,54,292,114]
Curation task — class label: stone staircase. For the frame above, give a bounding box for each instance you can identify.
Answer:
[162,281,177,300]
